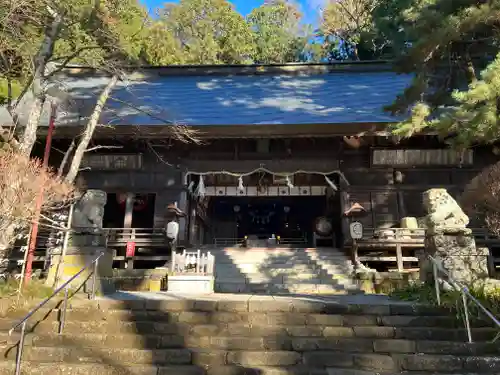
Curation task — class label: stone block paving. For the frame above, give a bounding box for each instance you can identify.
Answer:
[0,292,499,375]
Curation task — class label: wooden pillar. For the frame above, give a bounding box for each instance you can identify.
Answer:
[396,244,404,272]
[123,192,135,269]
[339,181,350,246]
[123,193,134,229]
[189,206,197,247]
[178,172,188,244]
[395,170,406,220]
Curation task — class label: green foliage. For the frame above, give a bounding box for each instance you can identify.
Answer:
[392,281,500,331]
[140,20,185,65]
[158,0,256,64]
[0,0,321,103]
[321,0,381,60]
[0,0,150,103]
[378,0,500,146]
[0,78,22,106]
[392,54,500,146]
[247,0,310,64]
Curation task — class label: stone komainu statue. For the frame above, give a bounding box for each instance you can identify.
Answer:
[71,190,107,232]
[421,188,489,284]
[422,188,469,231]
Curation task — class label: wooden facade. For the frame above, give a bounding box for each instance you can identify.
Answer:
[22,62,500,272]
[40,132,499,272]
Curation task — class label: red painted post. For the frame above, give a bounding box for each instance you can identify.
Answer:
[24,103,57,284]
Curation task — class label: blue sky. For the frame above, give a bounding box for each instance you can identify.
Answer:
[140,0,325,25]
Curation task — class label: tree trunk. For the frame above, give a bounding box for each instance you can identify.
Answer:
[64,75,118,184]
[58,138,76,177]
[19,96,46,155]
[18,8,63,156]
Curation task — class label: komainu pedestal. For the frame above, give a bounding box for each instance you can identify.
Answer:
[420,189,488,285]
[46,190,113,293]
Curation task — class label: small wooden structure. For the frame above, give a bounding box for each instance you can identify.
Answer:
[348,226,500,274]
[353,227,425,272]
[171,249,215,275]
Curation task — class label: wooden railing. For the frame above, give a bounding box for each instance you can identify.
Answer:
[355,227,500,274]
[213,236,308,248]
[354,227,424,272]
[471,228,500,246]
[104,228,166,247]
[214,238,244,247]
[171,249,214,275]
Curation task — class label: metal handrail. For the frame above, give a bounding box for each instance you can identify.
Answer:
[9,251,104,375]
[428,254,500,343]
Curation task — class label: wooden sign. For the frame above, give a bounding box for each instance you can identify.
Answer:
[349,222,363,240]
[126,241,136,257]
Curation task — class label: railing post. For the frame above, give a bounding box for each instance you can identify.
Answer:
[14,321,27,375]
[432,261,441,306]
[462,292,473,343]
[59,286,69,334]
[91,256,99,300]
[127,228,136,270]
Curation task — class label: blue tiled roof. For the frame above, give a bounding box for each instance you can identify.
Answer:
[2,69,411,127]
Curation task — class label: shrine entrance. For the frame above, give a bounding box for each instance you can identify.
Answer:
[186,169,344,247]
[209,196,328,245]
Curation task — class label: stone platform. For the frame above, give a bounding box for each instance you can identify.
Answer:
[97,290,409,305]
[1,290,499,375]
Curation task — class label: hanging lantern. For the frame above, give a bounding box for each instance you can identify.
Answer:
[133,194,148,211]
[116,193,128,205]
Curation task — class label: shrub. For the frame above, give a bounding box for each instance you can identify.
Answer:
[0,148,75,260]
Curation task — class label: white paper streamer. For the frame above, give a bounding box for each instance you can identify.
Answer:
[285,176,294,189]
[195,175,205,198]
[237,176,245,192]
[324,175,338,191]
[187,181,195,194]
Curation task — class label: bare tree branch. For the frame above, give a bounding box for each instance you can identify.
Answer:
[85,145,123,152]
[64,75,119,183]
[57,138,75,177]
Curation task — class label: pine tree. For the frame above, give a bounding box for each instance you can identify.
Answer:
[380,0,500,146]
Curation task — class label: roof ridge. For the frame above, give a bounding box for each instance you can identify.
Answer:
[62,61,396,77]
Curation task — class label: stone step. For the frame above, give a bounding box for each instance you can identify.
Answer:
[1,350,499,373]
[3,332,500,355]
[14,310,473,327]
[220,254,350,263]
[2,299,456,316]
[214,283,358,295]
[213,278,354,287]
[2,318,497,341]
[215,271,352,281]
[214,265,351,276]
[0,363,483,375]
[0,362,205,375]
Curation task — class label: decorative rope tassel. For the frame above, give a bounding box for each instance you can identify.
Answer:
[237,176,245,192]
[187,181,195,194]
[285,176,294,189]
[196,175,205,198]
[324,175,338,191]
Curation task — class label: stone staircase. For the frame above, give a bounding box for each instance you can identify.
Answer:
[212,247,358,294]
[1,296,499,374]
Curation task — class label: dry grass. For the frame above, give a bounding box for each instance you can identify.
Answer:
[0,278,56,315]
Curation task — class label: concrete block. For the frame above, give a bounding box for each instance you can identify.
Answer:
[167,275,214,294]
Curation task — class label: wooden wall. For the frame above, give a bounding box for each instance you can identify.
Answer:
[75,137,497,236]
